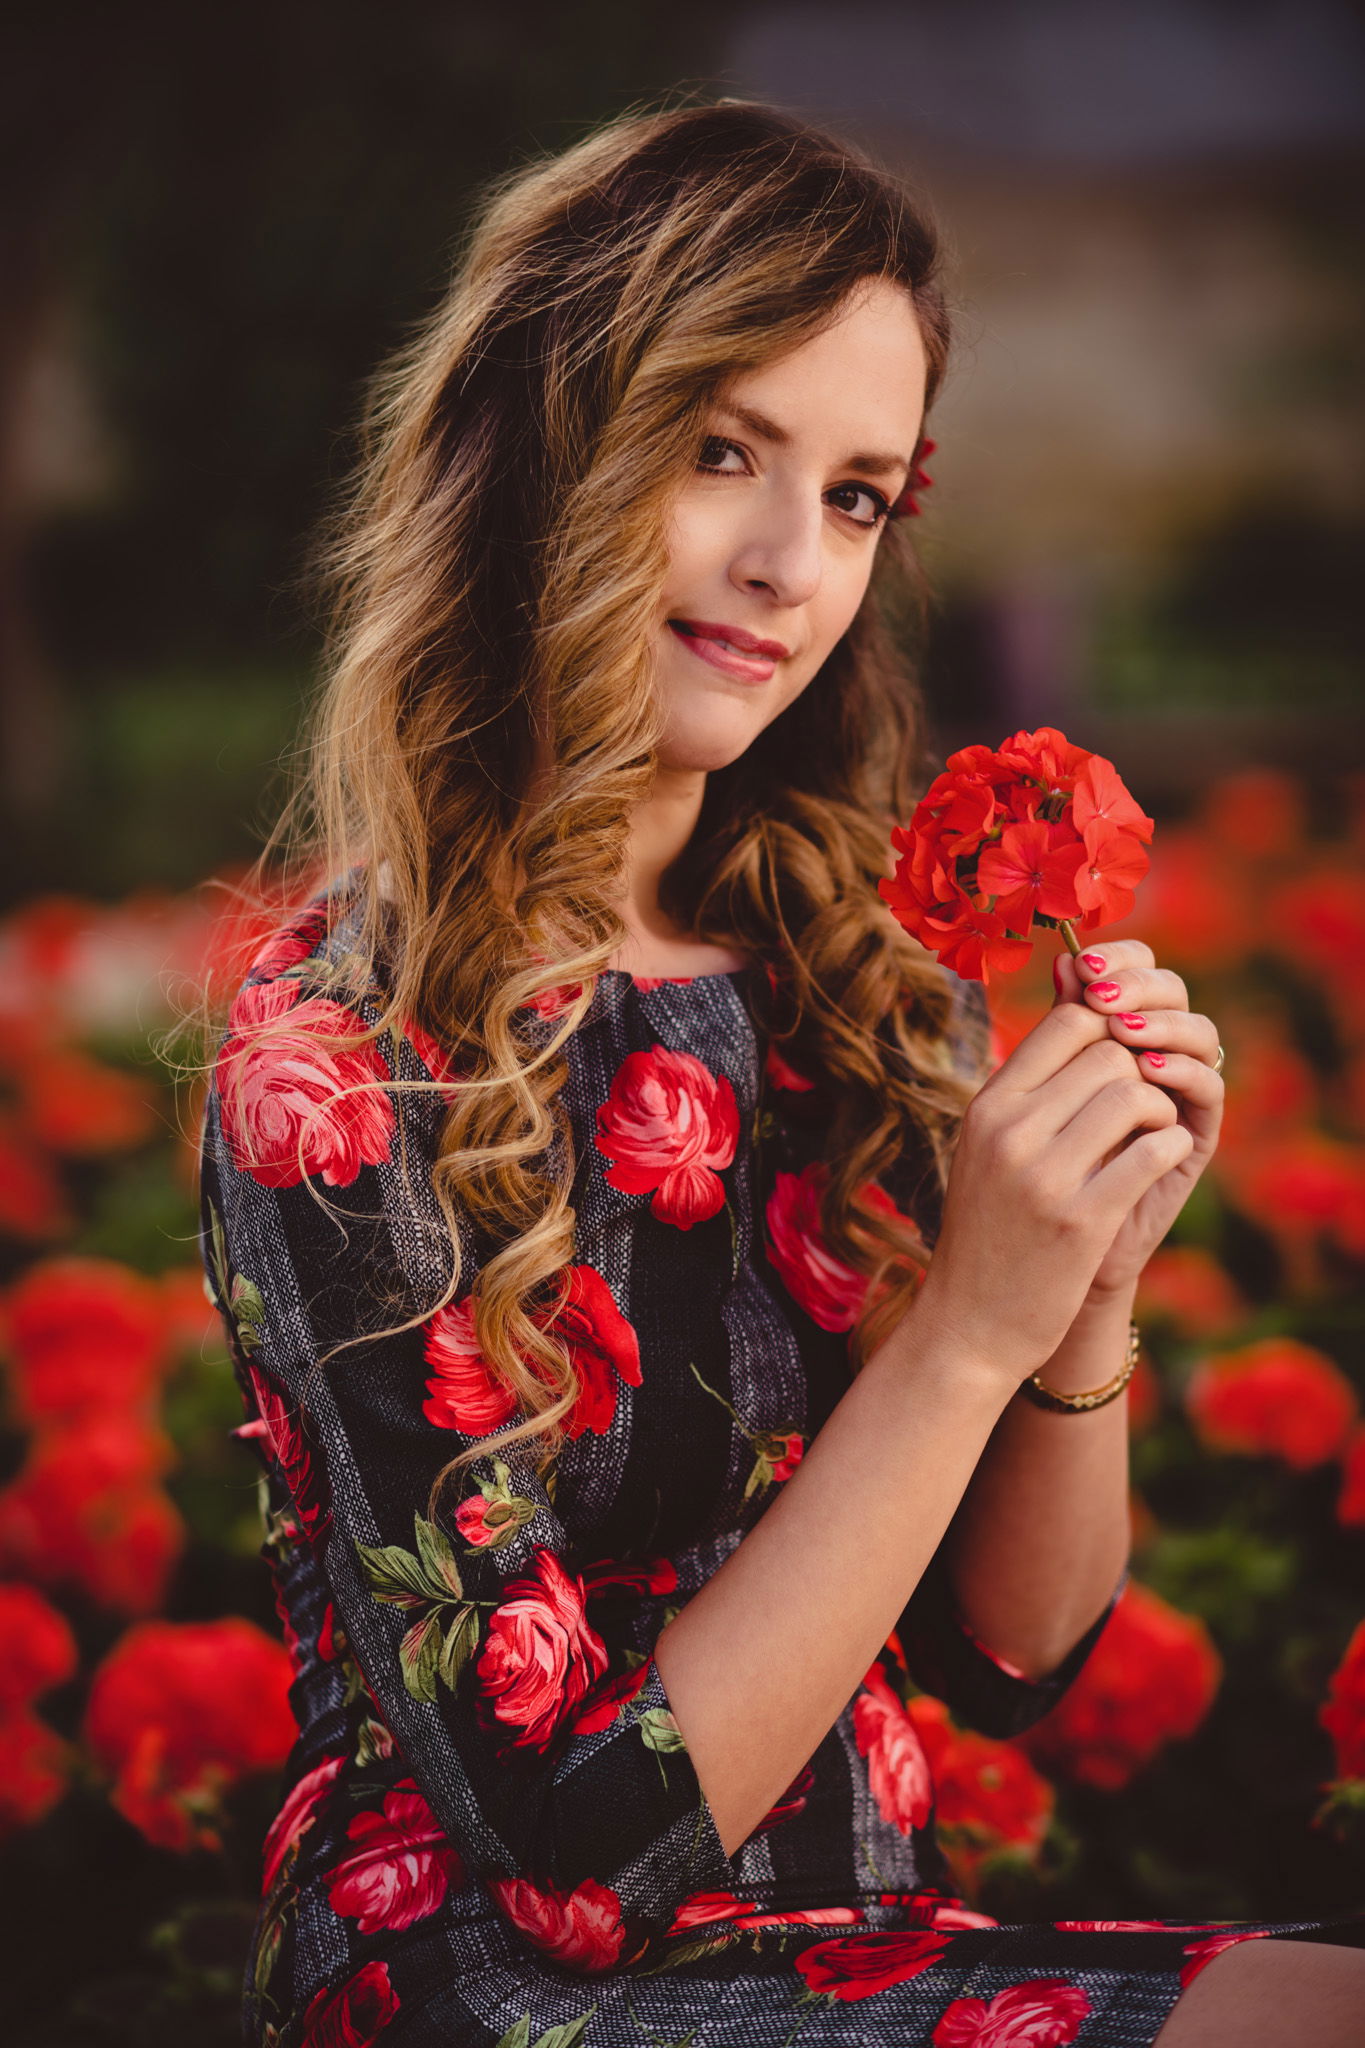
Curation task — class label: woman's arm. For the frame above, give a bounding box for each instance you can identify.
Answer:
[655,984,1192,1856]
[938,935,1223,1684]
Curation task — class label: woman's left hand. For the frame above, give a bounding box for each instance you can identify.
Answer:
[1052,938,1224,1302]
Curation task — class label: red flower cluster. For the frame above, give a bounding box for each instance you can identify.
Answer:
[880,727,1154,982]
[1319,1618,1365,1781]
[84,1616,295,1851]
[905,1693,1055,1889]
[0,1581,77,1838]
[1016,1580,1221,1791]
[1184,1338,1359,1471]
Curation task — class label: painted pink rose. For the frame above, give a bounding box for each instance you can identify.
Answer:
[545,1263,643,1436]
[1180,1929,1272,1987]
[569,1659,652,1735]
[854,1664,934,1836]
[669,1892,859,1931]
[488,1873,625,1972]
[249,904,330,981]
[404,1019,461,1093]
[931,1976,1091,2046]
[754,1760,815,1832]
[422,1264,641,1440]
[325,1779,463,1934]
[476,1548,609,1753]
[298,1959,400,2047]
[580,1556,678,1599]
[766,1042,815,1091]
[243,1364,331,1541]
[216,978,395,1190]
[593,1045,739,1228]
[765,1164,901,1332]
[454,1494,501,1546]
[421,1297,517,1434]
[902,1891,1001,1931]
[794,1930,953,2000]
[261,1752,345,1892]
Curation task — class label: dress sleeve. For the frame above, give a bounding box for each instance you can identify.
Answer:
[894,1546,1128,1739]
[888,967,1127,1738]
[198,955,738,1973]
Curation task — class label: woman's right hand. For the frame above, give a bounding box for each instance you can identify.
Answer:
[909,991,1194,1390]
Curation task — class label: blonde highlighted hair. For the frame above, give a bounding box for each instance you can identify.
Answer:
[186,93,989,1512]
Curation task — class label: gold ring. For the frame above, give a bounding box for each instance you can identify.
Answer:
[1213,1044,1225,1076]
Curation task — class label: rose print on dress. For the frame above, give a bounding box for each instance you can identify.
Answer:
[764,1163,903,1332]
[242,1362,332,1543]
[794,1929,954,2001]
[216,977,396,1190]
[930,1976,1090,2045]
[854,1663,934,1836]
[593,1045,739,1228]
[296,1958,400,2047]
[686,1359,805,1500]
[261,1752,345,1892]
[488,1873,627,1972]
[421,1264,642,1440]
[325,1779,464,1934]
[476,1547,609,1754]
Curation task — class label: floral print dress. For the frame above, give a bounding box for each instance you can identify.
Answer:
[199,876,1365,2048]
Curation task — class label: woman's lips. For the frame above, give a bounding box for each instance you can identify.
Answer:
[667,620,778,683]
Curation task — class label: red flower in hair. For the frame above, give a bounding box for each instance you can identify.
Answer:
[889,437,936,519]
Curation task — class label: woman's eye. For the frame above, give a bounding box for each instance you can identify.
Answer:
[827,481,891,529]
[696,436,746,473]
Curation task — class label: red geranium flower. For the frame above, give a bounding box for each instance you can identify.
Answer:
[0,1582,78,1710]
[593,1045,739,1228]
[487,1873,625,1972]
[880,728,1153,983]
[0,1706,74,1839]
[84,1617,296,1851]
[902,1696,1053,1883]
[0,1256,168,1426]
[1336,1425,1365,1529]
[1016,1581,1221,1791]
[0,1417,184,1614]
[1135,1247,1246,1340]
[1319,1618,1365,1780]
[1184,1338,1359,1470]
[476,1548,609,1754]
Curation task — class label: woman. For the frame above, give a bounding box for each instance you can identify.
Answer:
[198,98,1365,2048]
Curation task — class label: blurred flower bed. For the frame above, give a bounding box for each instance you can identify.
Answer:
[0,770,1362,2042]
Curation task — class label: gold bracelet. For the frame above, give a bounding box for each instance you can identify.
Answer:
[1019,1319,1141,1413]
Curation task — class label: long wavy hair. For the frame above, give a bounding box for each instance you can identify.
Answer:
[187,93,991,1509]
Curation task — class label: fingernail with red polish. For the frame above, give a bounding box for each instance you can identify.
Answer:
[1117,1013,1147,1029]
[1081,953,1107,972]
[1143,1051,1167,1068]
[1089,981,1121,1001]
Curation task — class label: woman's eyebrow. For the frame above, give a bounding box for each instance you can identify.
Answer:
[718,401,912,483]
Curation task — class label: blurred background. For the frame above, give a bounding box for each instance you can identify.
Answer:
[1,4,1363,2042]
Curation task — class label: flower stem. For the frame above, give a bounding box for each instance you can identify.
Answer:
[1058,919,1083,957]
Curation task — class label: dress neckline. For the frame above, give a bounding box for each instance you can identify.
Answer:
[596,963,756,985]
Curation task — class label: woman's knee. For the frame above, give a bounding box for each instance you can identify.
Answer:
[1151,1936,1365,2048]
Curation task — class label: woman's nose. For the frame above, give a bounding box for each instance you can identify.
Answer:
[729,496,824,609]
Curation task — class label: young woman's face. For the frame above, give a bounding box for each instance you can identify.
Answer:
[657,275,929,772]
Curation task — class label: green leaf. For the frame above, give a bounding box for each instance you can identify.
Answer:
[438,1605,481,1692]
[638,1707,684,1754]
[230,1274,266,1355]
[356,1540,438,1606]
[532,2015,597,2048]
[414,1514,464,1597]
[399,1611,443,1702]
[493,2019,532,2048]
